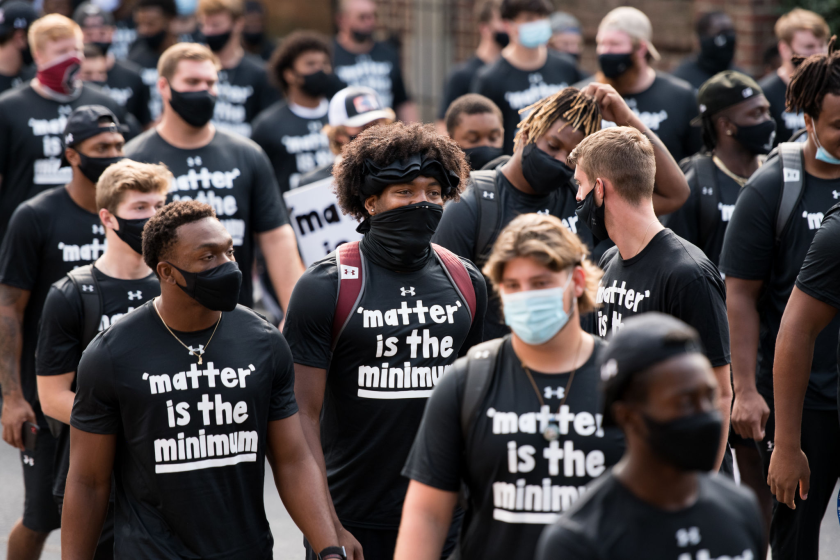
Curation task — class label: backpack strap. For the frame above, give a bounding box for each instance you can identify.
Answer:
[331,241,365,349]
[432,243,476,324]
[471,170,501,266]
[691,153,719,249]
[66,265,103,350]
[776,142,806,244]
[460,338,505,440]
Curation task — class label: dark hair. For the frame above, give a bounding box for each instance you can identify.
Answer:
[695,11,728,38]
[786,36,840,120]
[514,86,601,152]
[444,94,503,136]
[83,42,105,58]
[333,122,470,221]
[268,30,331,94]
[475,0,500,24]
[0,29,16,47]
[135,0,178,18]
[143,200,216,274]
[700,114,717,151]
[499,0,551,21]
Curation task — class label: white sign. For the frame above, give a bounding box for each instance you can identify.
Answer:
[283,178,362,267]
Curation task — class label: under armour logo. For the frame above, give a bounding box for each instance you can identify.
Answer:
[308,121,323,133]
[474,350,491,359]
[701,187,713,196]
[783,168,800,182]
[340,265,358,279]
[742,87,753,98]
[536,209,550,215]
[767,440,775,452]
[187,156,202,167]
[65,132,74,144]
[400,287,415,296]
[482,191,494,199]
[23,455,34,467]
[528,72,543,84]
[82,285,94,293]
[544,386,565,399]
[600,358,618,381]
[188,344,205,356]
[676,527,701,547]
[92,224,104,235]
[833,190,840,199]
[127,290,142,300]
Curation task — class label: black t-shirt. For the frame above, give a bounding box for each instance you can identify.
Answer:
[125,129,289,308]
[0,186,106,404]
[719,156,840,409]
[105,58,153,126]
[575,73,702,163]
[403,336,624,560]
[0,84,126,241]
[472,53,582,154]
[0,64,34,95]
[251,101,333,192]
[36,266,159,498]
[332,40,410,110]
[433,169,595,340]
[111,22,137,61]
[283,248,487,529]
[71,302,298,559]
[214,55,280,138]
[595,229,730,368]
[127,41,162,120]
[668,156,744,266]
[437,56,486,120]
[759,73,803,144]
[534,471,763,560]
[671,57,743,91]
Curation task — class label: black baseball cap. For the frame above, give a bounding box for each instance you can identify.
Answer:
[61,105,127,165]
[599,313,705,427]
[73,2,116,27]
[691,70,765,125]
[0,1,37,36]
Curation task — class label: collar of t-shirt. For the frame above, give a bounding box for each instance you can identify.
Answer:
[617,228,670,266]
[289,99,329,119]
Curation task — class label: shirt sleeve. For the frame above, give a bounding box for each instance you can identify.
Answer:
[249,143,289,232]
[670,274,731,367]
[796,205,840,309]
[534,521,600,560]
[134,74,153,125]
[401,357,466,492]
[0,204,43,290]
[282,258,338,369]
[268,327,299,421]
[36,282,84,377]
[432,188,480,261]
[718,162,779,280]
[70,335,121,435]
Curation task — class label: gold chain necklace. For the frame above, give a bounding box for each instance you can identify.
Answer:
[153,297,222,365]
[521,333,583,441]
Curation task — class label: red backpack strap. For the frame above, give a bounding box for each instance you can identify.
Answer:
[332,241,364,348]
[432,243,476,324]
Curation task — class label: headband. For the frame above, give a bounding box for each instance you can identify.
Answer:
[360,153,460,201]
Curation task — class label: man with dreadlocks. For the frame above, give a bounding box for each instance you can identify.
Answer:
[720,37,840,560]
[434,82,690,341]
[283,122,487,560]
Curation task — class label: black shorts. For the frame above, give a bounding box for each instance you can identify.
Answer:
[20,412,61,533]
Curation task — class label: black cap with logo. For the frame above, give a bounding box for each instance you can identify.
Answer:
[0,1,37,36]
[691,70,765,125]
[61,105,127,165]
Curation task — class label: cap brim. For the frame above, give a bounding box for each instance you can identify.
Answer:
[690,114,703,126]
[344,108,396,128]
[647,41,661,61]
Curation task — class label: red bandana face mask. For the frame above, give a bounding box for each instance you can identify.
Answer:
[37,52,82,97]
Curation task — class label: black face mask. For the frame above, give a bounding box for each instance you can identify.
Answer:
[204,31,231,52]
[599,52,634,79]
[168,83,217,127]
[351,29,373,43]
[358,201,443,271]
[521,143,576,194]
[575,184,609,241]
[92,41,112,56]
[168,260,243,312]
[300,70,345,98]
[21,45,33,66]
[643,410,723,471]
[698,31,736,73]
[114,216,149,255]
[494,31,510,48]
[77,153,125,184]
[242,31,263,46]
[464,145,504,171]
[141,30,167,51]
[733,119,776,155]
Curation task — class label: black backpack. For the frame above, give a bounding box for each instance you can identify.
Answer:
[470,170,502,268]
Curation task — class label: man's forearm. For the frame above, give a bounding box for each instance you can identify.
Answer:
[772,327,812,448]
[62,475,111,559]
[259,225,304,312]
[298,411,342,526]
[714,365,733,469]
[728,300,760,396]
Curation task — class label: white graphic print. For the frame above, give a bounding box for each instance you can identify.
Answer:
[561,214,579,234]
[594,280,650,336]
[30,105,73,184]
[99,307,136,330]
[213,77,255,137]
[400,287,415,296]
[283,120,332,190]
[188,344,205,357]
[802,211,824,230]
[543,386,565,400]
[101,84,134,107]
[718,203,735,222]
[677,527,701,547]
[143,361,259,473]
[602,99,668,132]
[82,285,94,293]
[505,73,568,113]
[23,455,34,466]
[782,110,805,132]
[128,290,143,300]
[335,56,395,108]
[832,190,840,200]
[141,67,162,120]
[57,238,106,262]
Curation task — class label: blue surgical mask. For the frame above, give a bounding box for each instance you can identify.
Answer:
[518,19,552,49]
[502,274,574,345]
[813,128,840,165]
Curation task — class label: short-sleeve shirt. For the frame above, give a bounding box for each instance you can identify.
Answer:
[332,40,410,110]
[126,41,162,120]
[671,57,743,91]
[534,471,763,560]
[472,53,581,154]
[759,73,803,145]
[0,186,106,404]
[71,302,298,559]
[251,101,333,192]
[595,229,730,368]
[0,84,126,241]
[719,155,840,409]
[213,55,280,138]
[437,56,486,120]
[125,129,289,308]
[283,247,487,529]
[104,58,153,126]
[403,336,624,560]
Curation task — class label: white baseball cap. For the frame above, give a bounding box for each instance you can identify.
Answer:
[598,6,660,61]
[328,86,396,128]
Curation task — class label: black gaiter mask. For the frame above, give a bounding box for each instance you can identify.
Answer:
[114,216,149,255]
[168,261,243,311]
[521,143,576,194]
[643,410,723,472]
[464,145,504,171]
[698,31,736,74]
[599,52,634,79]
[733,119,777,155]
[168,83,217,127]
[358,202,443,272]
[575,184,609,241]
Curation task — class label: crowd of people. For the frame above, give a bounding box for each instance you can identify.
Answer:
[0,0,837,559]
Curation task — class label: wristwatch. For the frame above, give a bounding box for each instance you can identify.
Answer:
[318,546,347,560]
